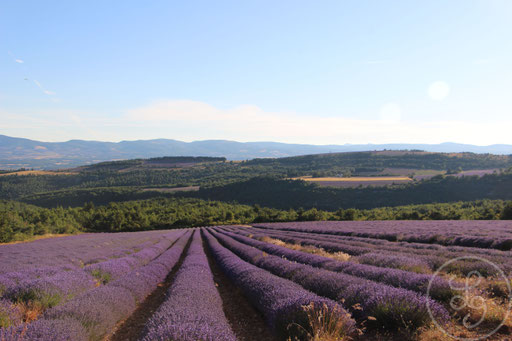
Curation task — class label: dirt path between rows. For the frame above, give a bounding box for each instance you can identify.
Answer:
[107,233,194,341]
[202,232,278,341]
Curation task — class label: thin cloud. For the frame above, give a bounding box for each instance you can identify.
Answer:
[2,101,511,145]
[33,79,56,96]
[124,100,512,145]
[9,52,58,97]
[7,51,23,63]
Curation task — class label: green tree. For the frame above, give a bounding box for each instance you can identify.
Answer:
[500,202,512,220]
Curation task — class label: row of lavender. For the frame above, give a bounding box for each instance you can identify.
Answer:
[236,225,512,276]
[2,228,362,340]
[208,229,449,332]
[0,224,467,340]
[141,230,237,340]
[0,230,184,319]
[0,230,181,299]
[202,229,357,340]
[248,224,512,260]
[0,230,191,340]
[0,230,175,273]
[218,227,456,301]
[254,221,512,250]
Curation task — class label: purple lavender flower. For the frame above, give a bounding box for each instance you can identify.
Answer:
[141,230,236,341]
[44,286,136,340]
[0,318,88,341]
[0,299,23,328]
[204,230,356,340]
[219,229,455,302]
[210,229,449,331]
[109,231,192,302]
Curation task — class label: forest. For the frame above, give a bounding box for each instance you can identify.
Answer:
[191,172,512,210]
[1,198,511,243]
[1,151,511,202]
[1,151,512,243]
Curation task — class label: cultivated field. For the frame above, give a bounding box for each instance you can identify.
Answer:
[293,176,413,188]
[141,186,200,193]
[1,222,512,340]
[0,170,76,177]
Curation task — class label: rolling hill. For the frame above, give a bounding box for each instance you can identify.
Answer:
[1,134,511,169]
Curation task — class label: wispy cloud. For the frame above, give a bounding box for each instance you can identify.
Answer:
[33,79,56,96]
[8,52,58,98]
[1,100,511,145]
[123,100,512,145]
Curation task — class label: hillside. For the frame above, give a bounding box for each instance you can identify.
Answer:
[1,134,512,169]
[0,151,510,210]
[1,151,512,243]
[191,174,512,210]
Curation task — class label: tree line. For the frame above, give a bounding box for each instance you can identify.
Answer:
[1,198,511,243]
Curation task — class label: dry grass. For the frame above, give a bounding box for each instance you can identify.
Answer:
[287,303,357,341]
[437,274,511,326]
[262,236,512,340]
[417,317,511,341]
[417,325,462,341]
[291,176,412,182]
[16,302,44,323]
[0,170,76,177]
[425,274,512,339]
[486,279,512,301]
[452,293,511,333]
[0,233,77,246]
[260,237,351,262]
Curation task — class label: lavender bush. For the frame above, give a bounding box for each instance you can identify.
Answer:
[203,230,356,340]
[110,230,192,302]
[235,225,512,275]
[0,230,183,274]
[210,230,449,332]
[219,229,455,302]
[141,230,236,341]
[0,318,88,341]
[0,300,22,328]
[0,231,192,340]
[253,221,512,250]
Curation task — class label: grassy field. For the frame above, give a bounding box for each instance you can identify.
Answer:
[294,176,412,182]
[292,176,413,188]
[0,170,76,177]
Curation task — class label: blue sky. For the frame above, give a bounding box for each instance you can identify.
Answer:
[1,0,511,144]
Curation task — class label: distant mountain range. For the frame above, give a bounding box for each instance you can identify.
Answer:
[1,134,511,169]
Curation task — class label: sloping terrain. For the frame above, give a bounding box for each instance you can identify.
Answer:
[2,133,512,169]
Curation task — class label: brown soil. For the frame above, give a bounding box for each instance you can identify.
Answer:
[202,233,278,341]
[106,233,193,341]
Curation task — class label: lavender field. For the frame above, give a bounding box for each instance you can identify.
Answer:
[1,222,511,340]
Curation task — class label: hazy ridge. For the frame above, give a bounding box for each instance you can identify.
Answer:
[1,134,511,169]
